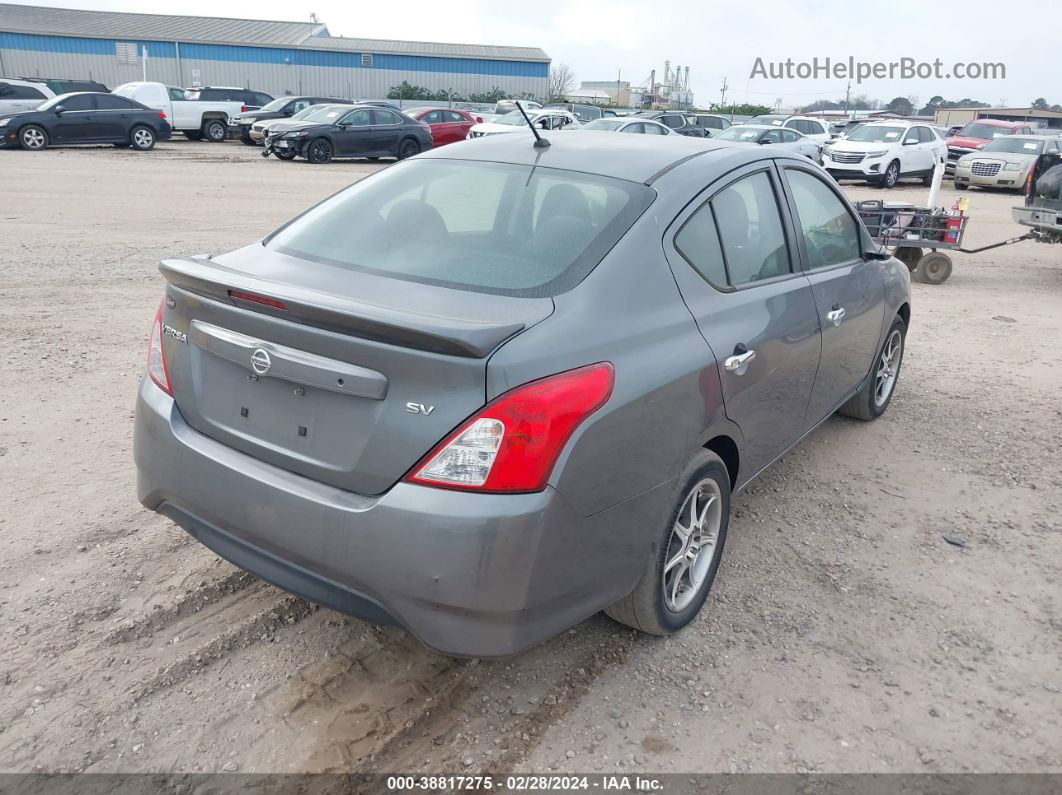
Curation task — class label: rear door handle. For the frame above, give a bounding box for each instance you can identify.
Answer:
[827,307,846,326]
[724,349,756,375]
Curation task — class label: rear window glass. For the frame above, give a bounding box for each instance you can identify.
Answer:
[269,160,655,297]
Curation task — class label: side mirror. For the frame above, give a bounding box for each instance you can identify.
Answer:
[53,105,65,114]
[760,138,773,144]
[903,139,918,146]
[283,109,293,116]
[865,247,891,261]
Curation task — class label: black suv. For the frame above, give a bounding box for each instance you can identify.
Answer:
[0,92,171,151]
[188,87,274,111]
[631,110,706,137]
[228,96,350,144]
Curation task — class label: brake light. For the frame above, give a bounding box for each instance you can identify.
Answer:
[147,301,172,395]
[241,104,247,113]
[405,363,614,493]
[158,110,167,121]
[228,289,287,310]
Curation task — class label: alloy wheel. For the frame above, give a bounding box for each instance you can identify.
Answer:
[884,162,899,187]
[662,478,723,612]
[21,128,45,149]
[133,129,153,149]
[874,329,903,408]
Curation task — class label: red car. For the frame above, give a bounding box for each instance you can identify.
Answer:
[945,118,1035,174]
[411,108,482,146]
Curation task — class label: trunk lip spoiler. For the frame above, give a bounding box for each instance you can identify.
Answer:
[160,257,528,358]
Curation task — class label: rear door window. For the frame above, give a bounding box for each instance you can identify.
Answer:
[95,94,135,110]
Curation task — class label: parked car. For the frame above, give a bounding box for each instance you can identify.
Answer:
[186,86,273,111]
[495,99,541,114]
[631,110,706,137]
[748,114,830,144]
[0,78,55,114]
[0,92,170,151]
[691,114,732,136]
[134,131,911,657]
[229,96,350,144]
[576,118,671,135]
[954,135,1061,191]
[409,108,481,146]
[714,124,820,159]
[820,121,946,187]
[467,109,580,138]
[1013,149,1062,241]
[22,77,109,95]
[251,103,347,144]
[945,119,1035,174]
[113,82,242,142]
[831,119,866,140]
[355,101,406,113]
[544,103,603,122]
[262,104,432,163]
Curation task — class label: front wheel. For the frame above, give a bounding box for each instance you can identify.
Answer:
[605,450,730,635]
[306,137,334,164]
[274,149,297,161]
[397,138,421,160]
[129,125,156,151]
[839,315,906,421]
[880,160,900,188]
[19,125,48,150]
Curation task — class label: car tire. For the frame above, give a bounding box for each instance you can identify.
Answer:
[129,125,156,151]
[915,252,953,285]
[18,125,48,151]
[202,119,227,142]
[604,449,730,636]
[955,183,969,191]
[881,160,901,188]
[839,314,906,421]
[183,130,203,141]
[240,135,257,146]
[306,137,334,164]
[921,172,933,186]
[894,247,922,272]
[398,138,421,160]
[275,150,297,161]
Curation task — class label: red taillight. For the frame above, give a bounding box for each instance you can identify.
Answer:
[475,115,484,124]
[158,110,167,121]
[405,362,614,493]
[241,104,247,113]
[228,289,287,310]
[147,301,172,395]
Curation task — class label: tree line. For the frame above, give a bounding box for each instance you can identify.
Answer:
[796,95,1060,116]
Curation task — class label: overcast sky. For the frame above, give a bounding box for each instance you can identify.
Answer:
[10,0,1054,109]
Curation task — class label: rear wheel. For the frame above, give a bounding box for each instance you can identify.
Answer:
[129,125,156,151]
[894,247,922,272]
[19,125,48,150]
[915,252,953,285]
[398,138,421,160]
[306,137,334,164]
[605,450,730,635]
[839,315,906,421]
[202,119,227,142]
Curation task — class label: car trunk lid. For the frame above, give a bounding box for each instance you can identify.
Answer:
[158,248,552,495]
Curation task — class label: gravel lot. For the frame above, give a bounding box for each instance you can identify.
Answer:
[1,140,1059,776]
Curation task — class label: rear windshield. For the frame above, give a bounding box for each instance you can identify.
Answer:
[958,123,1012,139]
[269,159,655,297]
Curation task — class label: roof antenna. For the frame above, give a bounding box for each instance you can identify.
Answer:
[515,100,549,148]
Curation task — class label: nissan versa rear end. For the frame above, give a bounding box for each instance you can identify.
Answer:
[135,133,911,656]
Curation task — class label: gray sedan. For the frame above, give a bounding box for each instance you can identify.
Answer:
[715,123,821,159]
[134,132,911,657]
[575,118,672,135]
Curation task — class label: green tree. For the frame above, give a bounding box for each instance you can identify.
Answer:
[709,102,772,116]
[885,96,914,115]
[1032,97,1049,110]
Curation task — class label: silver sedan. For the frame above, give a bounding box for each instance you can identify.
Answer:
[575,118,672,135]
[714,123,820,159]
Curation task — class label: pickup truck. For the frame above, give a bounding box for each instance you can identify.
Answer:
[112,82,243,142]
[1013,151,1062,242]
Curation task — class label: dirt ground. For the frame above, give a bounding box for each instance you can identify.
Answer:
[0,140,1059,777]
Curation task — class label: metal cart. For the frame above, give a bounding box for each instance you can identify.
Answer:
[855,200,1042,285]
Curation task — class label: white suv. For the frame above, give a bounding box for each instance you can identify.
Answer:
[0,78,55,115]
[821,121,947,187]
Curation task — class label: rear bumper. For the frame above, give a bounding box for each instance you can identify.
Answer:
[134,379,657,656]
[1012,205,1062,233]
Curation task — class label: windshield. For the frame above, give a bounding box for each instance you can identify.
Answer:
[297,104,350,122]
[981,137,1044,154]
[494,111,541,126]
[845,125,905,143]
[111,84,137,99]
[750,115,786,126]
[268,159,655,297]
[581,119,624,131]
[715,126,762,142]
[257,97,291,112]
[958,123,1011,139]
[34,94,73,111]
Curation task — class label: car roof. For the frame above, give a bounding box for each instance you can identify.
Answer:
[418,130,734,183]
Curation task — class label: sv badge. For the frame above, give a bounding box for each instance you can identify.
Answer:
[405,402,435,415]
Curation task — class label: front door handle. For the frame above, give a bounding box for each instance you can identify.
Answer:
[827,307,846,327]
[724,348,756,375]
